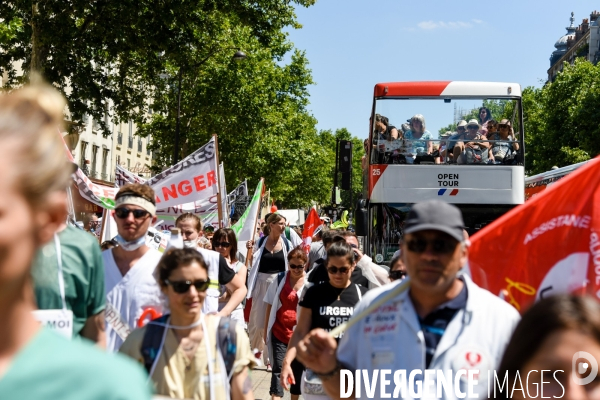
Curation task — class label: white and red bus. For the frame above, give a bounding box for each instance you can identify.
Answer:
[524,161,589,200]
[356,81,525,263]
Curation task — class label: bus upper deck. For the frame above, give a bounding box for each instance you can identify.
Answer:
[358,81,526,263]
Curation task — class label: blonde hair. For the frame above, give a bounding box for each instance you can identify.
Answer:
[0,85,72,205]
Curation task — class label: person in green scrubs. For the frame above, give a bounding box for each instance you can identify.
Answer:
[0,85,151,400]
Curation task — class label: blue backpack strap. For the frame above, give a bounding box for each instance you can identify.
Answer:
[258,236,266,249]
[141,314,170,374]
[217,317,238,380]
[277,271,286,286]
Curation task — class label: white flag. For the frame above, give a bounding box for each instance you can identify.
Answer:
[232,179,263,241]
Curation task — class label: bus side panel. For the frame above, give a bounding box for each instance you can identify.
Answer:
[370,165,524,205]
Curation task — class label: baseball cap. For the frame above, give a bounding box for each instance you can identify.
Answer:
[404,200,464,242]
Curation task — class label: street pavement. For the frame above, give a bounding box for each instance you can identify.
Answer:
[251,364,300,400]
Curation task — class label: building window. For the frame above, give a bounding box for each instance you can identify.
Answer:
[146,139,151,156]
[137,137,143,152]
[116,154,121,166]
[79,141,88,168]
[91,145,99,178]
[101,148,109,180]
[117,132,123,145]
[127,158,130,169]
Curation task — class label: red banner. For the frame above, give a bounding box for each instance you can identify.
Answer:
[302,208,322,254]
[468,156,600,313]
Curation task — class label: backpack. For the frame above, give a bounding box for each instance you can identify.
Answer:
[258,235,292,252]
[141,315,238,380]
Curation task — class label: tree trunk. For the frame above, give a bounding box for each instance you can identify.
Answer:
[30,2,43,76]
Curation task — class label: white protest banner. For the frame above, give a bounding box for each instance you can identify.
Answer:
[116,164,147,187]
[145,137,217,209]
[72,168,118,209]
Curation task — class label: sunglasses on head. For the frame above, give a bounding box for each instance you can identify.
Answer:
[213,241,230,248]
[406,238,458,255]
[164,279,210,294]
[389,270,407,280]
[289,263,304,270]
[114,207,150,219]
[327,266,350,275]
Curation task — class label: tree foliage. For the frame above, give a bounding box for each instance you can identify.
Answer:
[523,59,600,175]
[0,0,315,132]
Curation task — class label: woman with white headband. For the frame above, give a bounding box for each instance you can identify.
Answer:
[120,248,256,399]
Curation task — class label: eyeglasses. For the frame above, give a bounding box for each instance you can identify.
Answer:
[114,207,150,219]
[389,270,407,280]
[349,243,358,249]
[406,238,458,255]
[289,264,304,270]
[327,266,350,275]
[499,124,509,129]
[164,279,210,294]
[213,241,231,248]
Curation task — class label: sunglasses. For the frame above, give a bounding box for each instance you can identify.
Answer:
[114,207,150,219]
[164,279,210,294]
[467,126,478,130]
[389,270,407,280]
[406,238,458,255]
[213,241,231,248]
[457,127,466,131]
[499,124,509,129]
[289,263,304,270]
[327,266,350,275]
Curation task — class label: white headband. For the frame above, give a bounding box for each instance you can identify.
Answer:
[115,195,156,216]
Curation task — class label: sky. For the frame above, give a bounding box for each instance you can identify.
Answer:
[285,0,600,139]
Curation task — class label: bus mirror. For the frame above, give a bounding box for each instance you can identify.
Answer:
[354,199,368,236]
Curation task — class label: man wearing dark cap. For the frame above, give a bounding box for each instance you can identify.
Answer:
[295,200,520,400]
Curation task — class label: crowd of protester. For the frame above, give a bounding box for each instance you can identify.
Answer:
[3,83,600,400]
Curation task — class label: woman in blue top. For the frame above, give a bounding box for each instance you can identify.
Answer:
[404,114,433,156]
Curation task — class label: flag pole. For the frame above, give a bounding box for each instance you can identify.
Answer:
[245,178,265,267]
[213,134,224,228]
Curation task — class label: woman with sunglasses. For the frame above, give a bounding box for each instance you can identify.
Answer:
[120,248,256,399]
[212,228,246,323]
[263,247,307,400]
[281,241,367,400]
[0,85,151,398]
[490,118,519,163]
[247,213,293,367]
[388,254,407,282]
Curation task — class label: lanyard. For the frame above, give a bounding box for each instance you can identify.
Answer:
[53,234,67,311]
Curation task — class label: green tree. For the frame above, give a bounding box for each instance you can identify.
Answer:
[523,59,600,174]
[0,0,315,132]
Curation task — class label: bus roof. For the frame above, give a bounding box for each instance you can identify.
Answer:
[374,81,522,98]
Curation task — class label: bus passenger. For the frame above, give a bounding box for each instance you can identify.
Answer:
[453,119,492,164]
[490,119,519,163]
[478,106,493,135]
[404,114,433,156]
[373,114,399,141]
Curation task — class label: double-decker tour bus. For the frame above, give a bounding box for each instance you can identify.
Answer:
[356,81,525,264]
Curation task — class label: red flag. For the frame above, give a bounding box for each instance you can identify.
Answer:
[468,156,600,313]
[302,208,321,254]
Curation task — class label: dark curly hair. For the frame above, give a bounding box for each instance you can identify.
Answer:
[156,248,208,288]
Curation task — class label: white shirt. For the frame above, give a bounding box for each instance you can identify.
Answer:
[103,248,164,352]
[337,274,520,400]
